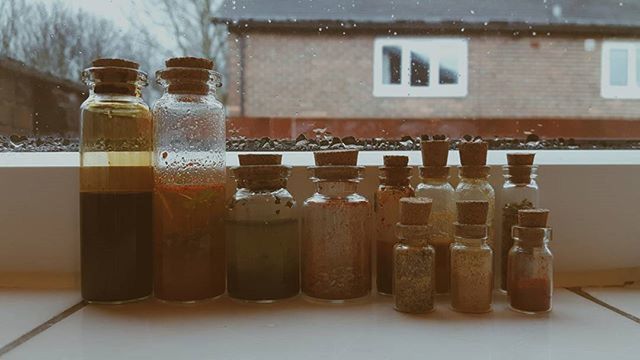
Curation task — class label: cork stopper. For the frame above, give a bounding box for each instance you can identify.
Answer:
[460,165,490,179]
[383,155,409,167]
[166,57,214,70]
[399,197,432,225]
[238,153,282,166]
[421,139,449,166]
[518,209,549,228]
[456,200,488,225]
[458,140,488,166]
[92,58,139,69]
[314,150,358,166]
[420,166,450,179]
[507,153,535,166]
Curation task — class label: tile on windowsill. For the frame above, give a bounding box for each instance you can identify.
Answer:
[0,288,80,348]
[3,289,640,360]
[583,285,640,319]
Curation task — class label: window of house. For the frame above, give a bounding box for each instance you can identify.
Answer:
[373,38,468,98]
[601,41,640,99]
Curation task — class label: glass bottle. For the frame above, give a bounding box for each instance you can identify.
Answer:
[227,155,300,302]
[302,151,371,302]
[152,57,226,302]
[455,166,495,248]
[498,153,539,292]
[508,210,553,314]
[393,198,435,314]
[375,155,414,295]
[416,166,455,294]
[450,223,493,313]
[80,58,153,303]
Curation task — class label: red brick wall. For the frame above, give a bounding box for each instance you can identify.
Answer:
[226,31,640,121]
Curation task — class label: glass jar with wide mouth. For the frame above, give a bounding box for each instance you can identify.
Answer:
[393,224,435,313]
[416,166,455,294]
[302,166,371,302]
[152,57,226,303]
[375,165,414,295]
[498,165,539,292]
[508,226,553,314]
[227,165,300,302]
[450,223,493,313]
[455,166,496,248]
[80,58,153,304]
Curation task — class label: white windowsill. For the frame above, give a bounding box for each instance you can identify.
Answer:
[1,149,639,167]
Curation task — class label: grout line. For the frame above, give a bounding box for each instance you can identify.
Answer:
[0,301,86,357]
[567,287,640,325]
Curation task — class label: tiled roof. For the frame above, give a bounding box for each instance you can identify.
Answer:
[214,0,640,31]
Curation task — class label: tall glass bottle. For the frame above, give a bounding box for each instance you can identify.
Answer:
[302,150,371,302]
[498,153,539,292]
[375,155,414,295]
[508,209,553,314]
[152,57,226,302]
[416,138,454,294]
[80,58,153,303]
[227,154,300,302]
[450,200,493,313]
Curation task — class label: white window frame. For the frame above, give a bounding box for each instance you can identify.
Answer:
[601,41,640,99]
[373,38,468,98]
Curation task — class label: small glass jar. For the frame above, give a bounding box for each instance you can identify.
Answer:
[80,58,153,304]
[302,166,371,302]
[152,58,226,302]
[455,166,496,248]
[498,165,539,292]
[416,167,455,294]
[450,223,493,313]
[227,164,300,302]
[508,226,553,314]
[375,165,414,295]
[393,224,435,313]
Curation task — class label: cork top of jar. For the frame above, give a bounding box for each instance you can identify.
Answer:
[383,155,409,167]
[399,197,432,225]
[518,209,549,227]
[238,153,282,166]
[314,149,358,166]
[421,139,449,166]
[507,152,535,166]
[456,200,488,225]
[92,58,139,69]
[165,57,214,69]
[458,140,488,166]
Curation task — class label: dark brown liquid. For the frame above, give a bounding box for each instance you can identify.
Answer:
[376,240,394,294]
[81,192,153,302]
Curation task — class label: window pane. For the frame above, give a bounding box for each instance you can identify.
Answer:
[439,53,459,85]
[410,51,429,87]
[610,49,628,86]
[382,46,401,84]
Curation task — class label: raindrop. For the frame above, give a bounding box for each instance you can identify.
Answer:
[460,28,465,32]
[469,10,475,14]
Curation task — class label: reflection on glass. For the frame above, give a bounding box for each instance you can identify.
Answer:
[439,53,459,85]
[610,49,628,86]
[411,51,429,87]
[382,46,402,84]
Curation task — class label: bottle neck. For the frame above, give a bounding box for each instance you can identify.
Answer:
[315,181,358,198]
[396,224,430,246]
[240,178,287,192]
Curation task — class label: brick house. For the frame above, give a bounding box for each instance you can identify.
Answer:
[0,57,85,136]
[216,0,640,139]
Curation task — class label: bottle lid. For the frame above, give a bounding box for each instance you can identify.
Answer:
[507,153,535,166]
[92,58,139,69]
[458,140,488,166]
[238,153,282,166]
[383,155,409,167]
[166,57,214,70]
[456,200,488,225]
[518,209,549,227]
[87,58,144,95]
[314,149,358,166]
[459,165,490,179]
[399,197,432,225]
[421,139,449,166]
[454,223,488,239]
